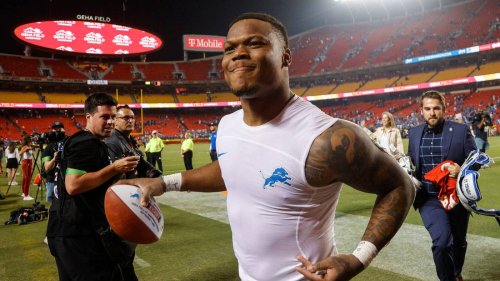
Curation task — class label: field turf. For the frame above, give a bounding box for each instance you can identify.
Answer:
[0,137,499,280]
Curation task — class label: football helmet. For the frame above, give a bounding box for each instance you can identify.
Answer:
[456,150,500,225]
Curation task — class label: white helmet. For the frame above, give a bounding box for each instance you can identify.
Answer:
[398,154,422,189]
[456,150,500,225]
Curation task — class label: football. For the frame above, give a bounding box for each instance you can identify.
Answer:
[104,184,164,244]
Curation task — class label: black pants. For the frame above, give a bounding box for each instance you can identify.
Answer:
[209,150,218,162]
[48,235,138,281]
[150,151,163,172]
[183,150,193,170]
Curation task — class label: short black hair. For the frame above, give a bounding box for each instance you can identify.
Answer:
[84,93,117,115]
[117,104,131,111]
[229,12,289,48]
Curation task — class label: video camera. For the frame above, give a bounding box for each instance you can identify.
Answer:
[32,131,66,145]
[123,150,162,179]
[5,202,48,225]
[472,110,492,126]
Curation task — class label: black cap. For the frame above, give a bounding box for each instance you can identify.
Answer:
[51,121,64,129]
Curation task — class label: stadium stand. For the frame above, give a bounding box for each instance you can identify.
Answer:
[42,59,88,80]
[471,60,500,76]
[462,88,499,108]
[331,82,361,94]
[177,60,213,81]
[2,112,82,139]
[0,115,17,140]
[459,0,498,48]
[342,22,399,70]
[141,93,176,103]
[410,1,482,57]
[287,0,498,75]
[312,26,360,74]
[289,26,343,76]
[0,0,498,141]
[104,62,134,81]
[177,93,210,103]
[136,62,177,81]
[210,92,239,102]
[358,77,399,91]
[180,114,218,131]
[0,54,42,78]
[141,114,180,137]
[291,87,307,96]
[398,71,436,86]
[115,93,135,104]
[304,85,335,96]
[1,91,40,103]
[43,92,87,104]
[430,65,477,82]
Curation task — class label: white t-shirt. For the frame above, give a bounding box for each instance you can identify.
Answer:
[217,96,341,281]
[22,148,33,160]
[378,132,390,151]
[5,148,19,161]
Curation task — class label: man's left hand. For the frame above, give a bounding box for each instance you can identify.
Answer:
[447,163,461,178]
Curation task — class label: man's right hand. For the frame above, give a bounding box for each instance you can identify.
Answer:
[116,177,165,207]
[296,254,363,281]
[112,155,140,173]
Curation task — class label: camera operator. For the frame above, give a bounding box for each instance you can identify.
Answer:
[104,105,161,179]
[42,121,66,203]
[46,93,140,281]
[472,110,492,153]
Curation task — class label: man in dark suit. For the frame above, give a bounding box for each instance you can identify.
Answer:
[408,90,476,281]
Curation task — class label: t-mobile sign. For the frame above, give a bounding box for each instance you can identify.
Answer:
[14,20,163,56]
[183,35,225,52]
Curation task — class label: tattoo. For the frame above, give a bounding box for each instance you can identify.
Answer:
[364,188,412,247]
[305,130,331,186]
[329,128,357,171]
[306,120,414,249]
[305,122,362,186]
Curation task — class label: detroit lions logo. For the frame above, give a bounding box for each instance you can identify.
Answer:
[260,167,292,189]
[130,193,140,199]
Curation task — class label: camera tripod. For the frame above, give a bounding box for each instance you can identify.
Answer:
[6,146,46,204]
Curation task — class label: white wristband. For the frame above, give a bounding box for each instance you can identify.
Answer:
[352,241,378,268]
[162,173,182,192]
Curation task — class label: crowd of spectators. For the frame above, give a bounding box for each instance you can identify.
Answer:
[348,92,500,139]
[1,88,499,144]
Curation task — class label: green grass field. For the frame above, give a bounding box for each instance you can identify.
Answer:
[0,137,499,281]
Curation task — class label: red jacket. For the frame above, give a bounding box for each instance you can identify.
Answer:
[424,160,459,211]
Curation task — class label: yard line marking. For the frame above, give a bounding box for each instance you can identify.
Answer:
[134,255,151,268]
[157,192,500,281]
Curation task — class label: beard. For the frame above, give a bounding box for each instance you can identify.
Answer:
[231,85,259,98]
[425,117,443,128]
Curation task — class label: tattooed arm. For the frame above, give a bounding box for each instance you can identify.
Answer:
[296,120,415,281]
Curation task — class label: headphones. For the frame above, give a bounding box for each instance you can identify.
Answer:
[456,150,500,226]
